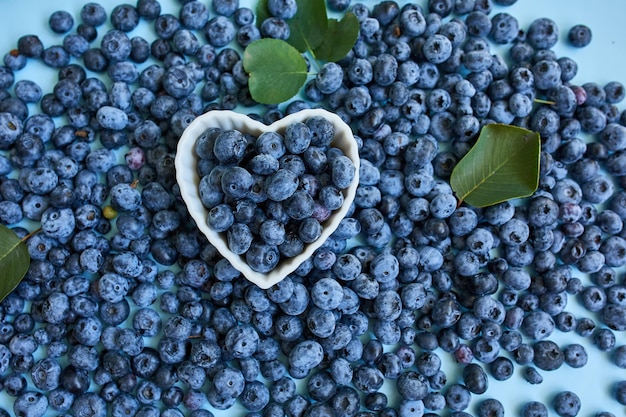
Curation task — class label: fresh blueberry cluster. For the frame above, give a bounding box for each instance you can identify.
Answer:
[1,0,626,417]
[195,117,356,273]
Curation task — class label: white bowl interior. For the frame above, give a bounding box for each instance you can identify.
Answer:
[176,109,360,289]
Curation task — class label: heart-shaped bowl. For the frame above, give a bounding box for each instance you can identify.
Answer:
[175,109,360,289]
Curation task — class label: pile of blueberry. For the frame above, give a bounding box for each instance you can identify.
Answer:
[2,0,626,416]
[196,117,356,273]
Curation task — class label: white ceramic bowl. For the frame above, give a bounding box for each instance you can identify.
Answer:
[176,109,360,289]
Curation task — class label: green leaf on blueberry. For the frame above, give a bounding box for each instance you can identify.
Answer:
[450,124,541,208]
[313,13,360,63]
[255,0,271,29]
[285,0,329,53]
[244,0,359,104]
[243,38,308,105]
[0,224,31,303]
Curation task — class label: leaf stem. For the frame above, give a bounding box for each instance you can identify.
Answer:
[533,98,557,105]
[21,228,41,242]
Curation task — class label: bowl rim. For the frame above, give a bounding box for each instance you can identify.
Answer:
[175,109,360,289]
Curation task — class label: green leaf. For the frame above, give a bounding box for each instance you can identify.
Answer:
[314,13,360,62]
[450,124,541,208]
[0,224,30,303]
[256,0,270,28]
[243,39,308,105]
[286,0,328,53]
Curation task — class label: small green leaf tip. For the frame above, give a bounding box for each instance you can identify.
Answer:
[0,224,31,303]
[314,13,359,62]
[286,0,328,53]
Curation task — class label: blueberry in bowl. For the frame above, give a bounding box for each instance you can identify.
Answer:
[175,109,360,289]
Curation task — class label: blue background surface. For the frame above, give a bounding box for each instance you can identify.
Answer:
[1,0,626,416]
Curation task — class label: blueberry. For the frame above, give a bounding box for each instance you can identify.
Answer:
[161,66,195,99]
[612,380,626,406]
[316,62,344,95]
[553,391,581,417]
[260,17,291,40]
[444,383,471,411]
[396,7,425,36]
[243,240,278,273]
[477,399,505,417]
[79,2,106,26]
[364,391,389,413]
[49,10,74,34]
[397,399,425,417]
[0,200,23,224]
[603,81,625,104]
[238,380,270,412]
[96,106,129,130]
[267,0,298,19]
[212,366,246,400]
[331,155,356,189]
[346,57,373,87]
[71,392,106,417]
[13,80,42,104]
[61,32,89,58]
[532,340,564,371]
[175,2,209,29]
[218,166,252,199]
[526,17,559,49]
[347,363,381,395]
[522,401,549,417]
[16,34,43,59]
[205,16,236,47]
[489,13,519,44]
[366,55,397,89]
[72,24,97,44]
[13,391,48,417]
[110,4,139,32]
[568,24,592,48]
[234,24,261,48]
[305,369,337,402]
[213,129,248,164]
[40,207,75,239]
[522,366,544,385]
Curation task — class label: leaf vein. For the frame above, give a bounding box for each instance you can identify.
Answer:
[459,141,530,201]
